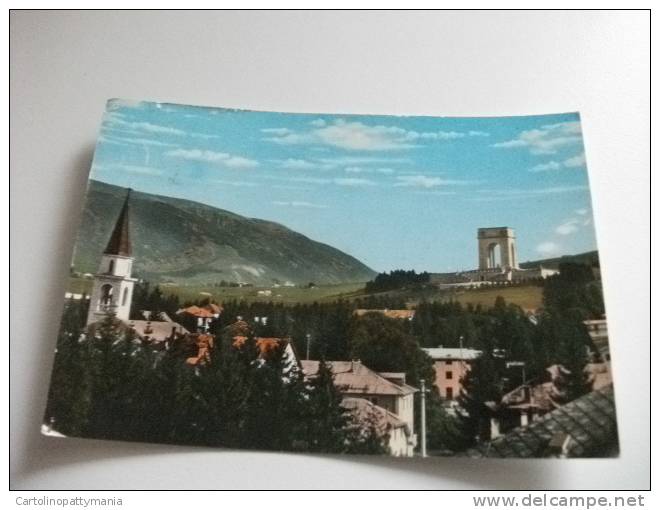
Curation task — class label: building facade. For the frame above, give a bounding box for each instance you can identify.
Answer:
[423,347,482,401]
[300,360,418,456]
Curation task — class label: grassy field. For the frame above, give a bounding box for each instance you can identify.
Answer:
[68,277,544,310]
[67,277,366,305]
[451,285,544,311]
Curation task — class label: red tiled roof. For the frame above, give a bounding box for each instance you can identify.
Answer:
[232,335,290,357]
[178,305,217,318]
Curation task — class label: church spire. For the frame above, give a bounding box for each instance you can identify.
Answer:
[104,188,132,256]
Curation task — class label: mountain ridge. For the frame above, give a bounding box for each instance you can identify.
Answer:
[72,180,376,285]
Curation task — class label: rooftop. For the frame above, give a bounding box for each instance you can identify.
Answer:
[129,320,189,343]
[423,347,482,361]
[177,304,222,319]
[465,384,618,458]
[301,360,417,396]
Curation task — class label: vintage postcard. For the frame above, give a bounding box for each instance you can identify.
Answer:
[43,100,617,457]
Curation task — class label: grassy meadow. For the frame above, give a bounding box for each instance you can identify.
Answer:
[68,276,544,310]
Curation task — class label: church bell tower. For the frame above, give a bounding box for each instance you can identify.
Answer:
[86,189,137,326]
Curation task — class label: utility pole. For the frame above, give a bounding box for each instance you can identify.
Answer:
[305,333,311,360]
[459,335,465,380]
[420,378,427,458]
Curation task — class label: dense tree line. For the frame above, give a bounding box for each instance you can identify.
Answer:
[365,270,431,293]
[45,301,387,453]
[129,281,182,320]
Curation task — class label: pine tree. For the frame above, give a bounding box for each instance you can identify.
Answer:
[455,355,499,447]
[240,338,307,451]
[551,314,592,403]
[304,360,352,453]
[43,298,91,435]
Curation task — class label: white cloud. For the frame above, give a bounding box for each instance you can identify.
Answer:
[470,185,588,201]
[575,208,589,216]
[413,190,458,196]
[99,135,179,148]
[492,121,582,155]
[221,156,259,168]
[278,158,319,169]
[344,166,395,174]
[263,119,490,151]
[536,241,561,256]
[333,177,376,187]
[529,152,586,172]
[105,112,186,136]
[555,219,580,235]
[318,156,410,167]
[272,200,328,209]
[407,130,463,141]
[261,127,292,135]
[316,120,417,150]
[394,175,473,188]
[165,149,259,168]
[190,132,221,140]
[563,152,586,168]
[394,175,447,188]
[263,132,314,145]
[530,161,562,172]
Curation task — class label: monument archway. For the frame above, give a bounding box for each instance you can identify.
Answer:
[478,227,519,270]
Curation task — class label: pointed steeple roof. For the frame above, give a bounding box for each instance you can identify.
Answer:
[104,189,132,256]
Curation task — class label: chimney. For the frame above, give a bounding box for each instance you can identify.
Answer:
[351,359,361,372]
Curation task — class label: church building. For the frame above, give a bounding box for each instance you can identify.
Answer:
[84,189,190,344]
[86,190,137,326]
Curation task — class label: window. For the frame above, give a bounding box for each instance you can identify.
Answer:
[122,287,129,306]
[100,284,113,308]
[446,371,453,380]
[109,260,115,274]
[444,360,453,365]
[446,387,453,399]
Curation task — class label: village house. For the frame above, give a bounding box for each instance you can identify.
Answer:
[423,346,482,401]
[177,303,222,333]
[466,384,617,458]
[300,360,418,456]
[487,362,613,439]
[583,316,610,361]
[353,309,415,321]
[129,311,189,345]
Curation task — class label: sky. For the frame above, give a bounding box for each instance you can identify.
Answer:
[89,99,598,273]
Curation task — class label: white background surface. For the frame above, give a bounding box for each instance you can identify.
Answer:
[9,10,650,489]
